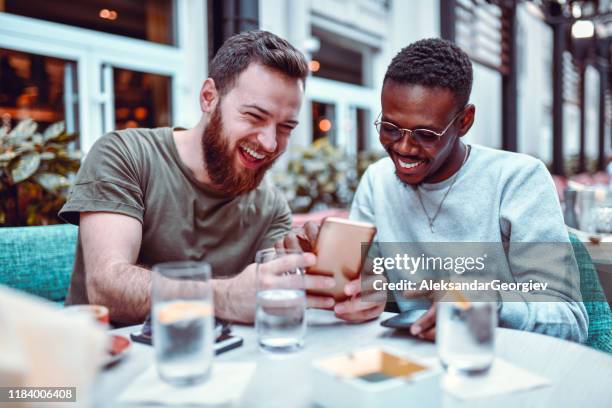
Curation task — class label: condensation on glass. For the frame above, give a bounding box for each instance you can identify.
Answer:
[0,48,79,134]
[4,0,175,46]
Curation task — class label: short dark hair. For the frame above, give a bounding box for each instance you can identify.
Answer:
[384,38,473,108]
[209,30,308,95]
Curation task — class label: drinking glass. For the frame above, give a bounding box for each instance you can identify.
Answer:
[437,300,496,375]
[255,248,307,352]
[152,261,214,386]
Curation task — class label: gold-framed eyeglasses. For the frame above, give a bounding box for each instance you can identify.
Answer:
[374,108,465,147]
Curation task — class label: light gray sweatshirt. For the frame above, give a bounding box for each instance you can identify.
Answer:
[350,144,588,343]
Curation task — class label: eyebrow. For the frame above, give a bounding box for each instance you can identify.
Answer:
[243,104,299,127]
[381,115,439,132]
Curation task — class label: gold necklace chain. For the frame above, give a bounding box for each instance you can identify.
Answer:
[414,145,471,233]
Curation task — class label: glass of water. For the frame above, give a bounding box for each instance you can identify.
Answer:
[437,300,497,375]
[152,261,214,386]
[255,248,307,352]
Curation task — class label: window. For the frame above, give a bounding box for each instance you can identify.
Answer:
[355,107,369,152]
[310,26,365,86]
[312,101,337,145]
[0,48,78,132]
[113,68,171,130]
[1,1,205,151]
[3,0,175,45]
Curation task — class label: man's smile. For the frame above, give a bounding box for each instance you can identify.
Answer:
[238,142,269,169]
[392,152,428,175]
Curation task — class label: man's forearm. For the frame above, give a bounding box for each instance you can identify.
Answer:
[212,276,256,324]
[88,262,256,325]
[87,261,151,324]
[212,279,236,321]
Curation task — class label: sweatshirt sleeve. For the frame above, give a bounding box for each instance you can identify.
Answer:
[498,159,588,343]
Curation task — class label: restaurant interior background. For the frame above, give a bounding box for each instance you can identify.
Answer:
[1,0,612,223]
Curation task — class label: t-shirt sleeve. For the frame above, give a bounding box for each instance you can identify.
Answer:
[59,132,144,225]
[258,191,292,250]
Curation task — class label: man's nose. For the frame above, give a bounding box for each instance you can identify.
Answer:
[394,131,420,155]
[257,126,277,153]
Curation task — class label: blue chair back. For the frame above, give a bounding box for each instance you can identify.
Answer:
[0,224,77,302]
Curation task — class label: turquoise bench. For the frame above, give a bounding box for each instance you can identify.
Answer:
[0,224,77,303]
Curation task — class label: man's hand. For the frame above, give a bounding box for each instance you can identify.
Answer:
[334,274,386,322]
[401,285,442,341]
[410,304,437,341]
[275,221,320,252]
[276,221,386,321]
[215,252,336,323]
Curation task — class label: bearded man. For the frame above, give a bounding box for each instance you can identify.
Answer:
[59,30,338,324]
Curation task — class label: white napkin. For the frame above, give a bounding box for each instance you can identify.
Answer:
[119,363,257,406]
[0,285,107,408]
[442,358,551,400]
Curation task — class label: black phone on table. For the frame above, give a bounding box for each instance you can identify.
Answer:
[380,309,428,331]
[130,315,243,355]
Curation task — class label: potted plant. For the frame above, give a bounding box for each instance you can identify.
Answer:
[0,119,81,226]
[273,138,384,213]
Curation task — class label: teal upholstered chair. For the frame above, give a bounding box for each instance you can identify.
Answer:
[0,224,77,302]
[569,233,612,353]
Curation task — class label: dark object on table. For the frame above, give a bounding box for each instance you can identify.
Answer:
[380,310,427,334]
[130,314,242,355]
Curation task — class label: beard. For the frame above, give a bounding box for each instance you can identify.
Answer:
[201,107,276,196]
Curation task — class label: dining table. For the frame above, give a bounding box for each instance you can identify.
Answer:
[96,310,612,408]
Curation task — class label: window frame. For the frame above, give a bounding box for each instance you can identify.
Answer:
[0,1,205,152]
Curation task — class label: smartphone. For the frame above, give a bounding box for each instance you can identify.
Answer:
[308,217,377,302]
[380,310,427,330]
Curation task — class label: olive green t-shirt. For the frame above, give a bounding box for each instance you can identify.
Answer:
[59,127,291,305]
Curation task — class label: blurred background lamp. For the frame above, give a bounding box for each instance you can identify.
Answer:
[99,8,118,21]
[572,20,595,38]
[318,118,332,132]
[309,60,321,72]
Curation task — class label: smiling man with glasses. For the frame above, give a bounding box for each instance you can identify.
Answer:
[358,38,587,342]
[289,38,587,343]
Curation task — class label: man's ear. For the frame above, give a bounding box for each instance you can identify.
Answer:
[200,78,219,113]
[457,104,475,137]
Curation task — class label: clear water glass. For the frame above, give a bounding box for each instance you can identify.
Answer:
[152,261,214,386]
[437,301,496,375]
[255,248,306,352]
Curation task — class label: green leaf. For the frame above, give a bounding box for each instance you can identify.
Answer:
[45,131,78,144]
[0,151,17,163]
[15,142,35,154]
[7,119,37,143]
[43,121,65,141]
[10,152,41,183]
[33,172,69,193]
[40,151,56,161]
[31,133,44,145]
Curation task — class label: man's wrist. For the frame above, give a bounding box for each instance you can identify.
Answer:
[212,278,235,320]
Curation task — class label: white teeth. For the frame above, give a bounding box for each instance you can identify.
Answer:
[398,159,424,169]
[240,144,265,160]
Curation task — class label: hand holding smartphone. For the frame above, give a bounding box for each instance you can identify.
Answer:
[307,217,377,302]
